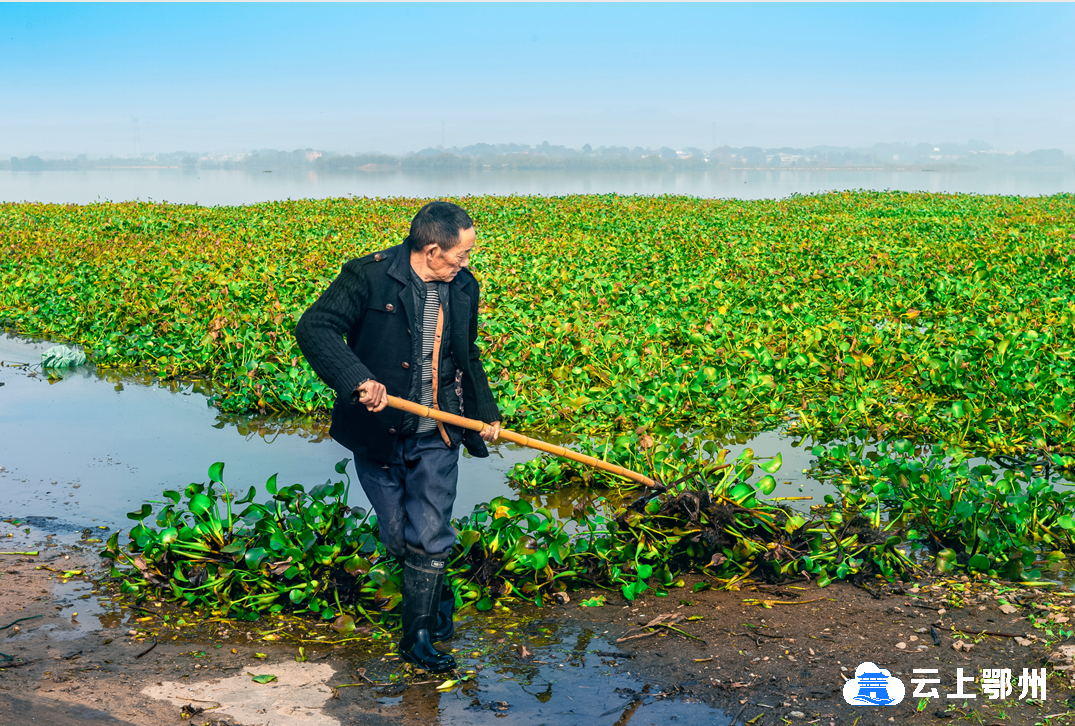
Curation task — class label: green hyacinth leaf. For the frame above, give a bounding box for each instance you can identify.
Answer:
[757,475,777,495]
[758,453,783,474]
[208,462,225,484]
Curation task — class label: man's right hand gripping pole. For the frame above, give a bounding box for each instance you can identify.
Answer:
[356,380,388,412]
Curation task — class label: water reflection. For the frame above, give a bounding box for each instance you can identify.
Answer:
[34,329,1046,552]
[0,330,839,545]
[333,600,729,724]
[209,410,334,443]
[1,167,1071,206]
[420,606,727,725]
[0,334,539,531]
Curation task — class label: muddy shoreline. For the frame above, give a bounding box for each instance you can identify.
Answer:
[3,526,1075,726]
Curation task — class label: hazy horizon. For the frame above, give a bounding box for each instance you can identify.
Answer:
[3,3,1074,158]
[7,138,1073,163]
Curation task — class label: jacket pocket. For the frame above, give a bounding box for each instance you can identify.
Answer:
[442,383,463,417]
[367,288,400,316]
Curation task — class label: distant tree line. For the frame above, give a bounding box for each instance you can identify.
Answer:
[199,149,327,170]
[4,141,1072,172]
[319,151,709,172]
[4,153,199,171]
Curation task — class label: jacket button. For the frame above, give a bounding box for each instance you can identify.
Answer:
[401,361,410,369]
[385,303,394,312]
[388,428,397,435]
[374,253,384,262]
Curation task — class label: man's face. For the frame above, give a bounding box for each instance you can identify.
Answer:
[427,226,476,282]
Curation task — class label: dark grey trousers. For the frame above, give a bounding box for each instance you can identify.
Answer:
[352,432,460,557]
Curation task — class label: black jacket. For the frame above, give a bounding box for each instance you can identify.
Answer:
[295,244,501,463]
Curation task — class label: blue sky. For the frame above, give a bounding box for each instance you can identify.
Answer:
[2,3,1073,156]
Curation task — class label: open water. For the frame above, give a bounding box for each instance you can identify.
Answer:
[0,334,824,535]
[0,335,538,534]
[1,167,1072,206]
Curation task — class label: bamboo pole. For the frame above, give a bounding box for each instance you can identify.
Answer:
[369,394,657,488]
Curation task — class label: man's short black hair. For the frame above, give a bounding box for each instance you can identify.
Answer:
[406,201,474,253]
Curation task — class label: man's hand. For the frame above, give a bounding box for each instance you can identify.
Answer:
[480,421,501,443]
[355,380,388,412]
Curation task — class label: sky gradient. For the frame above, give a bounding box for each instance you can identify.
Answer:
[3,3,1073,157]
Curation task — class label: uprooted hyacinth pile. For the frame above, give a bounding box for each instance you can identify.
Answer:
[100,453,894,625]
[101,437,1075,626]
[2,192,1074,453]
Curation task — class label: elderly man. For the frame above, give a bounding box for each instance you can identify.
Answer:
[295,201,501,672]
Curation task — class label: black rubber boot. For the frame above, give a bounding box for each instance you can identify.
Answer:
[398,547,456,673]
[430,578,456,643]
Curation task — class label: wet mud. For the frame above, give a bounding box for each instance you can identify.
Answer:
[5,511,1075,726]
[1,525,729,725]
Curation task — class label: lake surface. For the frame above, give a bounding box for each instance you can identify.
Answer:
[0,334,825,536]
[0,334,538,534]
[2,167,1072,206]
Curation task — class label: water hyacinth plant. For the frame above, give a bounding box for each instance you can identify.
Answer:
[2,192,1073,454]
[103,436,1075,625]
[2,191,1071,623]
[811,436,1075,580]
[104,450,922,624]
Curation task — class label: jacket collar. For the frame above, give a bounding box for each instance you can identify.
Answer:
[385,243,411,286]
